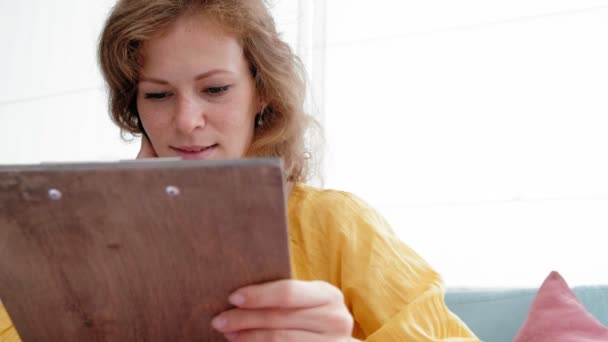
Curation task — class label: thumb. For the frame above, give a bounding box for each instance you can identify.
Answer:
[137,135,158,159]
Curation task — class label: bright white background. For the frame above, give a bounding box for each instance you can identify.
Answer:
[1,1,606,287]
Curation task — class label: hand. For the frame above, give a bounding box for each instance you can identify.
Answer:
[211,280,356,341]
[136,135,157,159]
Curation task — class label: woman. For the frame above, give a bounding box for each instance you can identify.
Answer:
[0,0,479,341]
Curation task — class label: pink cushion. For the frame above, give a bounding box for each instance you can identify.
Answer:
[514,271,608,342]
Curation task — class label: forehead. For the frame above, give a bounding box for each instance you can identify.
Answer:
[139,15,246,73]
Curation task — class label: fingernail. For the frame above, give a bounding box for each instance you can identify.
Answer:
[211,316,227,330]
[225,333,238,341]
[228,293,245,306]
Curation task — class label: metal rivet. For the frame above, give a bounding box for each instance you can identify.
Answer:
[166,185,180,197]
[48,189,62,200]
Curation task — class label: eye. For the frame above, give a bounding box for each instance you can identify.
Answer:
[144,92,172,100]
[205,85,231,95]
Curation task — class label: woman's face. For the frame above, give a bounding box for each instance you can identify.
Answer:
[136,15,260,160]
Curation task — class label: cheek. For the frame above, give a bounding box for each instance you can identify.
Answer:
[136,99,172,137]
[212,107,253,129]
[211,95,257,130]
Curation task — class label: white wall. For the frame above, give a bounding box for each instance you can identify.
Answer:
[0,0,135,163]
[1,1,606,287]
[322,1,608,287]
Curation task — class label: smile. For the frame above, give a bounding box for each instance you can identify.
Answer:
[171,144,219,160]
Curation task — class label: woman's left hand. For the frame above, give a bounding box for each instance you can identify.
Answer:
[211,280,357,341]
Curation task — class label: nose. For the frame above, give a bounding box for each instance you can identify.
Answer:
[173,93,206,134]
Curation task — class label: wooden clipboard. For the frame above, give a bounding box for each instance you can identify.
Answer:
[0,158,291,341]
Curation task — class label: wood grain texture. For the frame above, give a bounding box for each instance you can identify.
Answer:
[0,158,291,341]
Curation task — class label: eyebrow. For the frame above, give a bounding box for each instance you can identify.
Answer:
[139,69,233,84]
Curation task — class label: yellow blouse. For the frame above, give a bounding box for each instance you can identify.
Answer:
[0,183,478,341]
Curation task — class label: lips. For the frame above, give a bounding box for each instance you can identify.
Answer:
[171,144,218,160]
[177,145,214,152]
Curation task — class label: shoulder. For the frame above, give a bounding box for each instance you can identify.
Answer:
[287,183,399,282]
[289,183,370,217]
[288,183,394,237]
[289,183,356,206]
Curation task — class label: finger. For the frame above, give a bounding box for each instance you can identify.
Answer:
[136,135,157,159]
[229,280,344,309]
[212,306,352,335]
[224,329,330,342]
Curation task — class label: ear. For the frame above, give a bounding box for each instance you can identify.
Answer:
[257,100,268,115]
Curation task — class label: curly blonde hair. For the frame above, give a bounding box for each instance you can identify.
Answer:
[98,0,318,182]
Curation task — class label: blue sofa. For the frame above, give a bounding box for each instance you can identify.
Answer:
[445,285,608,342]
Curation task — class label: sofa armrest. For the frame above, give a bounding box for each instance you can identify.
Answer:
[445,286,608,342]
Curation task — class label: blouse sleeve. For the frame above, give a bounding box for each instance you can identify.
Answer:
[295,189,480,341]
[0,303,20,342]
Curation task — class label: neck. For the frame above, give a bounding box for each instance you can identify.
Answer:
[284,181,296,204]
